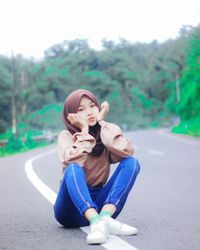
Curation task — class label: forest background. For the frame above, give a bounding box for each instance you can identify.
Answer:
[0,24,199,155]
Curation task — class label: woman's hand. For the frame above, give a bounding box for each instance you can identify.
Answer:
[98,101,109,122]
[68,114,88,133]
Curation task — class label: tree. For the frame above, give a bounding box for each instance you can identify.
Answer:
[178,25,200,120]
[0,56,12,133]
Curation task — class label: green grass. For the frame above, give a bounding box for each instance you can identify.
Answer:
[0,129,54,157]
[0,140,51,157]
[171,118,200,137]
[0,103,61,157]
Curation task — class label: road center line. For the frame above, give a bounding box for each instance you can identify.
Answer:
[149,150,163,156]
[25,148,139,250]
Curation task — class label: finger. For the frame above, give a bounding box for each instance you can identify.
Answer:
[68,114,77,124]
[105,101,109,109]
[68,114,77,120]
[101,101,107,109]
[68,113,76,117]
[106,103,109,111]
[67,115,72,122]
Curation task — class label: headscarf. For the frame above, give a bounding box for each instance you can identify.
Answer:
[62,89,105,156]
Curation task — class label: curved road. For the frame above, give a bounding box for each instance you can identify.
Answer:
[0,129,200,250]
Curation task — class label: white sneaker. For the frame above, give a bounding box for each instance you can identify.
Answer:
[103,216,138,236]
[86,220,109,245]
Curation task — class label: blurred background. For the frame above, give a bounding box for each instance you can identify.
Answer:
[0,0,200,156]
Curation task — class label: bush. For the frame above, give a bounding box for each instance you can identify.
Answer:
[6,135,24,152]
[172,118,200,137]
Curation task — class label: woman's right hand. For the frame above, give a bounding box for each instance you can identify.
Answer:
[67,113,88,133]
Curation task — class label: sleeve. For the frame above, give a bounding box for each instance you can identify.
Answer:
[99,120,134,163]
[57,130,96,170]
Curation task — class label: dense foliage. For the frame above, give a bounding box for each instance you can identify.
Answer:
[0,24,199,141]
[172,26,200,136]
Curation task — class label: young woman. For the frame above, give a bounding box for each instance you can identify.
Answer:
[54,89,141,245]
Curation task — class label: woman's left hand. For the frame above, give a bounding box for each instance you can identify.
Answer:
[98,101,109,122]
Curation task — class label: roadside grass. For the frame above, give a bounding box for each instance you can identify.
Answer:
[0,103,61,157]
[171,118,200,137]
[0,127,53,157]
[0,140,51,157]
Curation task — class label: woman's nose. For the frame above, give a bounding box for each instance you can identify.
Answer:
[87,107,93,115]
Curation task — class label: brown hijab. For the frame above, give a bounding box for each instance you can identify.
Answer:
[62,89,105,156]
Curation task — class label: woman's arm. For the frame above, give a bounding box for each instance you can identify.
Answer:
[99,121,134,162]
[58,112,96,168]
[97,101,133,161]
[58,130,96,170]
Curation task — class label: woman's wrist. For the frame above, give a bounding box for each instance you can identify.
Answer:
[98,119,105,126]
[81,125,89,134]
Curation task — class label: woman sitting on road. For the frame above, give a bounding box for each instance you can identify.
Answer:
[54,89,141,245]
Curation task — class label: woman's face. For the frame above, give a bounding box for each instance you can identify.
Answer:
[77,96,99,126]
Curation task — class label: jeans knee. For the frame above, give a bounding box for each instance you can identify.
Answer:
[133,157,140,175]
[64,163,82,179]
[121,156,140,175]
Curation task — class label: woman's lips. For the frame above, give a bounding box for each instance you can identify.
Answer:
[88,117,95,122]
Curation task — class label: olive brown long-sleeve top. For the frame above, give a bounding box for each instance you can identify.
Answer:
[57,120,134,187]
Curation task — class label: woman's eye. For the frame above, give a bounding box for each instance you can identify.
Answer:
[91,104,96,107]
[78,109,83,112]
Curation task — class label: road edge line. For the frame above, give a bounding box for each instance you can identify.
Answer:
[158,130,200,146]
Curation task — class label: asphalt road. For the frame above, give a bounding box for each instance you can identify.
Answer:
[0,129,200,250]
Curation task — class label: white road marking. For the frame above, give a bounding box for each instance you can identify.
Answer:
[158,130,200,146]
[25,148,139,250]
[149,150,163,156]
[81,226,139,250]
[25,148,57,204]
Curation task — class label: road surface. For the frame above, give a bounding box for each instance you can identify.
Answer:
[0,129,200,250]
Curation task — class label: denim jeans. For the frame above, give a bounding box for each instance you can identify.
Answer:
[54,156,140,228]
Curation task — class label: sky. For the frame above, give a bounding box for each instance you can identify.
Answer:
[0,0,199,58]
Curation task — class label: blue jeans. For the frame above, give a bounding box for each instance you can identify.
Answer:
[54,156,140,228]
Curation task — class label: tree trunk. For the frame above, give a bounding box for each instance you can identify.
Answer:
[11,52,18,137]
